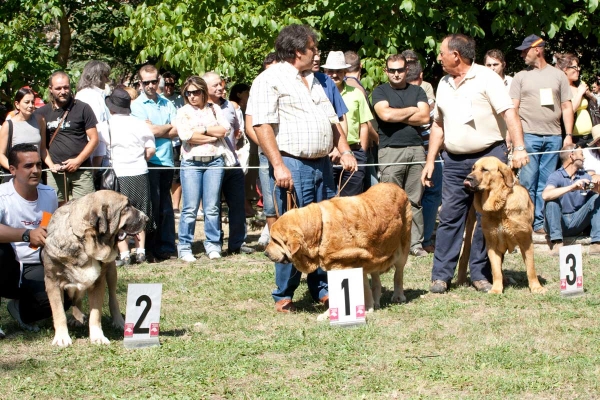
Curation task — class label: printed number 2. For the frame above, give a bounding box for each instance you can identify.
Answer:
[565,254,577,286]
[133,295,152,334]
[341,278,350,316]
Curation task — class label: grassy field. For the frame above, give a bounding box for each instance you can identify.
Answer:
[1,226,600,399]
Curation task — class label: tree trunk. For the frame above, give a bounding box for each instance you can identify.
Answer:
[56,6,71,68]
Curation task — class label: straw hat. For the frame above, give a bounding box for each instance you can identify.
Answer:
[320,51,351,70]
[587,125,600,148]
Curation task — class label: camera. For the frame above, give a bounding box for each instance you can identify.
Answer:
[585,182,595,191]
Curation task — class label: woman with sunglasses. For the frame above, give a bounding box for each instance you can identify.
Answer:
[555,53,597,146]
[174,76,230,262]
[0,87,47,182]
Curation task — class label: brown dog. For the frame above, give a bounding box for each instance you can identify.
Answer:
[265,183,412,312]
[42,191,148,346]
[464,156,545,294]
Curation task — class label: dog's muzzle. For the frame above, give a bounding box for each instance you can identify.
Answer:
[463,175,480,192]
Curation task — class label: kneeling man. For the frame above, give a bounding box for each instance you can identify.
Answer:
[542,144,600,256]
[0,144,62,336]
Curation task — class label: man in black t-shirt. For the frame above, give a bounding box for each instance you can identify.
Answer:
[372,54,430,257]
[35,71,98,204]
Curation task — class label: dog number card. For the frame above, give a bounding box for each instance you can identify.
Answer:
[559,245,584,297]
[327,268,366,327]
[124,283,162,348]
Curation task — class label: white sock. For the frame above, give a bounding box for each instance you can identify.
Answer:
[120,251,130,260]
[136,248,146,255]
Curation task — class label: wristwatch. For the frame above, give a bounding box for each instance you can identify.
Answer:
[203,126,208,134]
[514,146,525,151]
[341,150,354,157]
[22,229,31,242]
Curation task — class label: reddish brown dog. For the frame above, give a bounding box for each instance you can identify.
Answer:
[265,183,412,313]
[464,156,546,294]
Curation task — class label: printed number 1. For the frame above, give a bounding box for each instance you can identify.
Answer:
[133,295,152,334]
[341,278,350,316]
[565,254,577,286]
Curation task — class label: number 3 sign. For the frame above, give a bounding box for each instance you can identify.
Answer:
[123,283,163,348]
[327,268,366,327]
[559,244,584,297]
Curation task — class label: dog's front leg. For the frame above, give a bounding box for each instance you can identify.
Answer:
[368,272,380,311]
[521,242,546,294]
[88,275,109,345]
[45,275,72,347]
[106,262,125,329]
[488,248,504,294]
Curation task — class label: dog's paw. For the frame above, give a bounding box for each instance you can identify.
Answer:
[366,307,375,314]
[391,292,407,303]
[316,309,330,322]
[112,314,125,330]
[489,287,503,294]
[68,314,88,328]
[530,285,547,294]
[52,332,73,347]
[90,326,110,345]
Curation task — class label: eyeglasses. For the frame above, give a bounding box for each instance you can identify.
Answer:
[567,65,581,71]
[185,89,203,97]
[142,79,159,85]
[486,63,500,67]
[386,67,406,74]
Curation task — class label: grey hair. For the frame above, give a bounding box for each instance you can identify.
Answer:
[77,60,111,91]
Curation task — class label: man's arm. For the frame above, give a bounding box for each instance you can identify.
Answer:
[421,120,444,186]
[0,224,47,248]
[147,122,177,139]
[501,108,529,168]
[255,123,293,190]
[561,100,574,146]
[373,101,419,123]
[61,126,98,172]
[332,123,357,172]
[542,180,590,202]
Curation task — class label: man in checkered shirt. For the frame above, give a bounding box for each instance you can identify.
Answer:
[248,24,357,314]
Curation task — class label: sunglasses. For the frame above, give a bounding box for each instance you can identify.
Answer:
[387,67,406,74]
[185,89,203,97]
[142,79,159,85]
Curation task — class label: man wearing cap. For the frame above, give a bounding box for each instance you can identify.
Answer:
[542,142,600,256]
[421,33,529,294]
[372,53,430,257]
[130,64,178,261]
[323,51,373,195]
[510,34,574,235]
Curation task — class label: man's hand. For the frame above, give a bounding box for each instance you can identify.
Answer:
[29,227,48,248]
[421,161,435,187]
[340,153,357,172]
[510,149,529,169]
[329,148,341,164]
[571,179,591,192]
[61,158,82,173]
[273,164,294,190]
[564,135,573,147]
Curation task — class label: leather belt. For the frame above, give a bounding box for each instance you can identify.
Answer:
[190,155,221,162]
[349,143,362,151]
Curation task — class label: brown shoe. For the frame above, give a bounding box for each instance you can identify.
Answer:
[534,228,546,235]
[275,299,296,313]
[589,243,600,256]
[423,244,435,254]
[549,241,563,257]
[319,295,329,308]
[472,279,493,293]
[430,280,448,294]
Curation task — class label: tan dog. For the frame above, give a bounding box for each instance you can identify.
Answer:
[265,183,412,313]
[464,156,546,294]
[42,191,148,346]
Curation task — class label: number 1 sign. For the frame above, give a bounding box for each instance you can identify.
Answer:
[123,283,163,348]
[327,268,366,327]
[559,244,584,297]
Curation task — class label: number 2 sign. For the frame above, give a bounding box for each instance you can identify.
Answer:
[123,283,162,348]
[327,268,366,327]
[559,245,584,297]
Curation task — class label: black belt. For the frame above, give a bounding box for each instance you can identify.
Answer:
[190,155,222,162]
[349,143,362,151]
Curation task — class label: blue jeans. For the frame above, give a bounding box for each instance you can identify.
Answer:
[544,193,600,242]
[422,155,443,247]
[221,168,246,250]
[271,156,336,303]
[431,143,508,283]
[258,152,275,217]
[178,157,225,256]
[147,163,176,255]
[333,148,366,196]
[518,134,562,231]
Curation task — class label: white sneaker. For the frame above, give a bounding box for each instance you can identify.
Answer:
[208,251,221,260]
[179,254,196,263]
[0,326,5,339]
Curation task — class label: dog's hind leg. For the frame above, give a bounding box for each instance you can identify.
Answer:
[391,263,407,303]
[106,261,125,329]
[68,289,88,328]
[88,273,110,345]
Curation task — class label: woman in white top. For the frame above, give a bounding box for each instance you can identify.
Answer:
[105,87,156,265]
[175,76,230,262]
[0,88,47,182]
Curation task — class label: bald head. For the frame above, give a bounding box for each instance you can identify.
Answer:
[203,72,223,102]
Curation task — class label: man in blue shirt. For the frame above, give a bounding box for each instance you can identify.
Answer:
[131,64,178,261]
[542,144,600,256]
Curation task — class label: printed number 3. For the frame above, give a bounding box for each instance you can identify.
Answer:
[565,254,577,286]
[133,295,152,334]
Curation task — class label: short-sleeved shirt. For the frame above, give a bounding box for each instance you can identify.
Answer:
[421,81,435,101]
[372,83,428,148]
[248,62,338,159]
[341,84,373,145]
[214,99,239,145]
[434,63,514,154]
[130,92,177,166]
[545,167,593,214]
[583,148,600,174]
[165,94,185,147]
[35,98,98,164]
[315,72,349,118]
[0,182,58,263]
[509,64,572,135]
[108,115,155,177]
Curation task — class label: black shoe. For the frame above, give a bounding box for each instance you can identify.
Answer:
[153,252,173,261]
[115,255,131,267]
[229,245,255,255]
[136,253,147,264]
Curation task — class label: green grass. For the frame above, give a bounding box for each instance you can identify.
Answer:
[2,232,600,399]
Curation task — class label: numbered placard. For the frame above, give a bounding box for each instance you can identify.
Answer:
[123,283,162,348]
[327,268,366,327]
[559,244,584,297]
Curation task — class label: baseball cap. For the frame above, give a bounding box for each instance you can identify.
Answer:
[515,34,545,51]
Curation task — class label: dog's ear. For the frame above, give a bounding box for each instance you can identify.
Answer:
[105,191,129,236]
[498,162,515,188]
[287,232,303,257]
[89,204,109,235]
